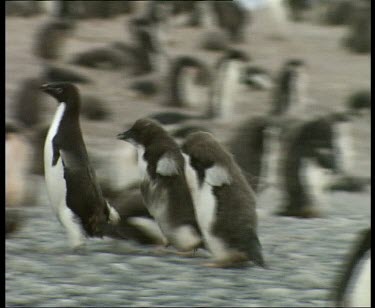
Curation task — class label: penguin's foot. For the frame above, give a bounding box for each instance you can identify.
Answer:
[327,175,370,192]
[175,249,197,258]
[72,243,87,254]
[152,244,172,256]
[202,259,248,269]
[275,207,323,219]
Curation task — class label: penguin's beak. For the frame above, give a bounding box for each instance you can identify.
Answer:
[39,83,62,98]
[116,130,132,141]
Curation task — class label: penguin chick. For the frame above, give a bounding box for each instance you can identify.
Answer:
[229,116,272,193]
[70,47,127,70]
[12,77,44,129]
[80,95,111,121]
[34,19,74,60]
[276,116,339,218]
[41,82,120,249]
[182,132,266,268]
[116,118,202,252]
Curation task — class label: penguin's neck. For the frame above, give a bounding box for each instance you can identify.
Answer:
[48,102,67,140]
[288,69,308,115]
[208,60,241,120]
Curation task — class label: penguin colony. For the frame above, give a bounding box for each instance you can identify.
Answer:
[6,0,370,304]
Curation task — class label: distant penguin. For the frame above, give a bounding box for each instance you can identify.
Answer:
[328,92,371,192]
[167,56,211,109]
[212,1,250,43]
[6,208,24,236]
[70,47,128,70]
[229,116,271,193]
[342,2,371,54]
[43,65,91,84]
[170,125,211,145]
[6,122,32,208]
[6,0,43,17]
[112,20,167,76]
[182,132,265,268]
[199,30,230,52]
[276,116,339,218]
[241,65,273,90]
[12,78,44,128]
[80,95,111,121]
[270,59,308,116]
[129,79,159,97]
[41,82,120,248]
[34,19,74,60]
[346,89,371,114]
[116,118,202,252]
[148,49,249,127]
[332,228,371,307]
[208,49,250,120]
[286,0,313,21]
[147,112,207,127]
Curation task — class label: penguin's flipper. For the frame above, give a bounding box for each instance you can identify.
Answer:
[52,136,60,166]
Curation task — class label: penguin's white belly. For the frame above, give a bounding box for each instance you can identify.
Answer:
[44,103,67,212]
[347,251,371,307]
[194,182,230,260]
[302,159,331,207]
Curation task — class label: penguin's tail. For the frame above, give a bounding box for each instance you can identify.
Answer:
[244,227,267,269]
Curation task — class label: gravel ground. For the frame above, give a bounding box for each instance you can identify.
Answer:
[6,4,370,307]
[6,185,370,307]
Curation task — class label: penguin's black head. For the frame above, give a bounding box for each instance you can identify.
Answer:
[116,118,166,147]
[285,59,305,67]
[40,82,80,105]
[182,132,233,172]
[225,49,251,62]
[345,89,371,117]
